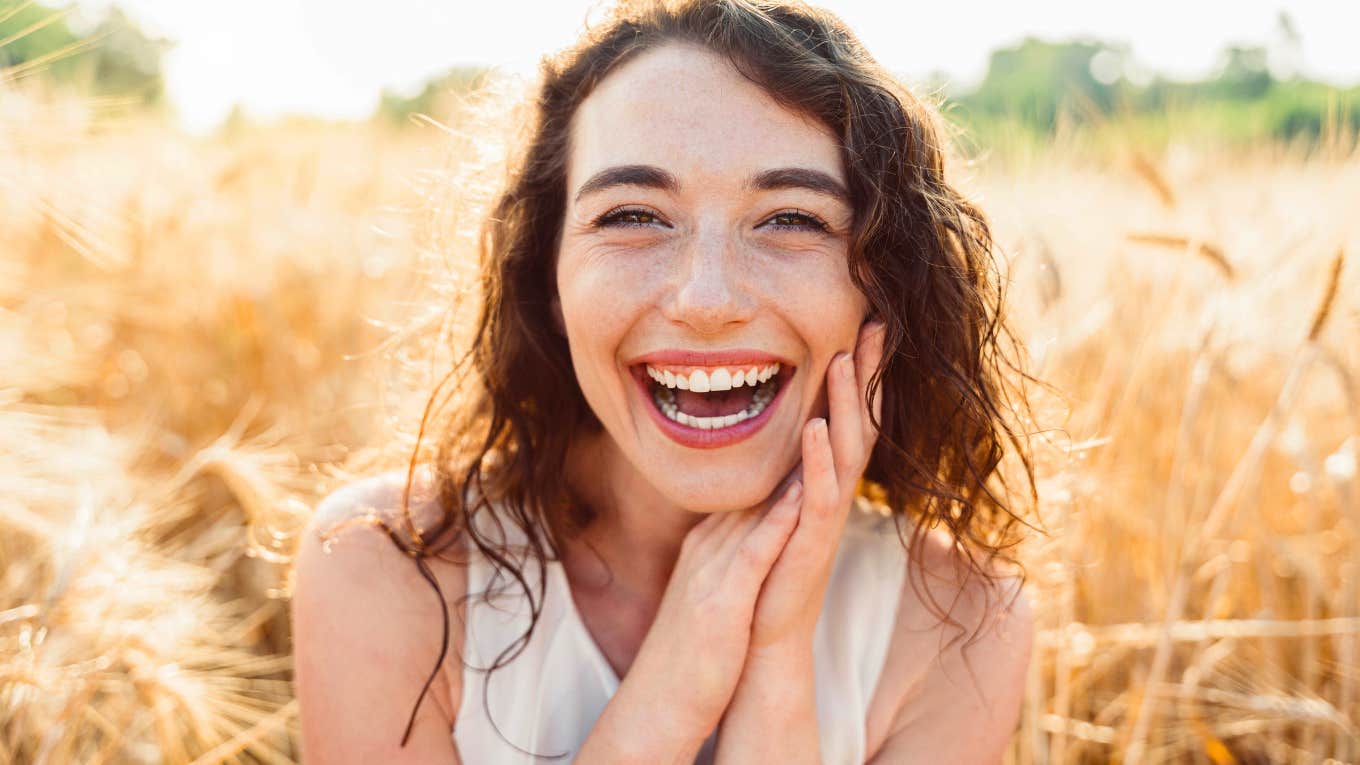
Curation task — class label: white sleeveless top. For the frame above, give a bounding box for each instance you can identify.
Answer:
[453,501,907,764]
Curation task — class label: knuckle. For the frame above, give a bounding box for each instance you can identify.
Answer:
[735,539,769,569]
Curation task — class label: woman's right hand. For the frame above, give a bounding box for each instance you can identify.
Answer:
[577,481,804,762]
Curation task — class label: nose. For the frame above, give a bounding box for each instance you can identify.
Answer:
[663,228,757,334]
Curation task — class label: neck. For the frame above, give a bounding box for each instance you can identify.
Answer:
[559,429,706,607]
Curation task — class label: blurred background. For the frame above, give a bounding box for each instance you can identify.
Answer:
[1,0,1356,762]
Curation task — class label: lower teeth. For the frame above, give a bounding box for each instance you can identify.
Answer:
[651,382,777,430]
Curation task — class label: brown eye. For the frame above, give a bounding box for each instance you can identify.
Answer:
[596,207,666,228]
[766,210,829,232]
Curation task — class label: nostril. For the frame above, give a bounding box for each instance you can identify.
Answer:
[666,288,756,331]
[666,251,754,319]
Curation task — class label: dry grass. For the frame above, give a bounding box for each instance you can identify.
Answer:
[2,84,1357,764]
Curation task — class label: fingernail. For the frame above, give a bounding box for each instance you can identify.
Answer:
[838,353,854,378]
[786,480,803,502]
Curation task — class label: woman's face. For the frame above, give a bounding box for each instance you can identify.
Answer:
[555,43,869,513]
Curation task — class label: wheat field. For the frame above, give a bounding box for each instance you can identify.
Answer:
[2,85,1357,764]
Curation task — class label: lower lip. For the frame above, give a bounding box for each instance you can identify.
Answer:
[631,367,792,449]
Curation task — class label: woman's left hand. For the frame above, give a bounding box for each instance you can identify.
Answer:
[747,319,887,654]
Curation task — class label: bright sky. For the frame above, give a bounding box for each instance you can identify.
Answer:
[75,0,1360,133]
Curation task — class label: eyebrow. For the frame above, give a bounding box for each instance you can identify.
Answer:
[572,164,850,205]
[574,165,678,203]
[748,167,850,204]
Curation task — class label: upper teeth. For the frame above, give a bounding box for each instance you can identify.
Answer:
[646,363,780,392]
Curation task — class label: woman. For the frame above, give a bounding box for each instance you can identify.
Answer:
[292,1,1038,762]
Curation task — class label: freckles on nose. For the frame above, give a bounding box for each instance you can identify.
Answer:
[666,234,755,327]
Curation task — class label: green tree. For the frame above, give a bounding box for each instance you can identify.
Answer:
[1212,44,1272,100]
[942,31,1357,150]
[375,66,490,126]
[956,38,1124,130]
[84,6,170,105]
[0,2,169,106]
[0,2,84,80]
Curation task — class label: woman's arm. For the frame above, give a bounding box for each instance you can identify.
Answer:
[571,663,713,764]
[294,470,803,765]
[576,482,808,763]
[711,640,821,763]
[291,477,466,764]
[293,478,704,765]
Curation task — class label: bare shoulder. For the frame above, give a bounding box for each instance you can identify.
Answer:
[866,524,1034,764]
[291,467,468,763]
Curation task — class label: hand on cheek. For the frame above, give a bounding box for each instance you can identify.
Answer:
[746,319,887,652]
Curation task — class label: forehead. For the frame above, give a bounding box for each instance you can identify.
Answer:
[567,43,844,189]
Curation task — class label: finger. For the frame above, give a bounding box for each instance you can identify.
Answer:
[826,351,865,484]
[800,418,840,527]
[687,496,765,559]
[703,462,804,563]
[857,320,887,445]
[727,480,802,589]
[710,504,770,562]
[682,506,737,551]
[768,460,806,509]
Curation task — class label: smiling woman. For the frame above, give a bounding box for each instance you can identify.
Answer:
[556,43,869,493]
[291,1,1039,764]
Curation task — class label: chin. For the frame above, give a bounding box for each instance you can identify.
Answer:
[654,466,785,514]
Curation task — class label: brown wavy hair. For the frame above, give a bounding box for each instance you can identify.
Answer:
[356,0,1040,752]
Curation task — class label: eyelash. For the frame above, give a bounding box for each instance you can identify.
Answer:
[592,206,831,232]
[594,206,666,228]
[765,209,830,232]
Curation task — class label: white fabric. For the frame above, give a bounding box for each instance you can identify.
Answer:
[453,502,907,764]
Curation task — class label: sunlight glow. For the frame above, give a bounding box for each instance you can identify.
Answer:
[75,0,1360,132]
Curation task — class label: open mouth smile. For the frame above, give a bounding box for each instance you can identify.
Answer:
[628,352,795,449]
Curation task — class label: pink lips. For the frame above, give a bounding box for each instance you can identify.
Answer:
[628,348,794,450]
[627,348,792,368]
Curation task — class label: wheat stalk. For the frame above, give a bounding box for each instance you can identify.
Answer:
[1307,248,1345,341]
[1126,232,1236,280]
[1038,617,1360,649]
[1128,151,1177,208]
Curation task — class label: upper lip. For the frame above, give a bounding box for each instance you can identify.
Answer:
[626,349,794,369]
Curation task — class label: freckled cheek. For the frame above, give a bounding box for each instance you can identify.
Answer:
[556,258,668,403]
[754,258,865,331]
[753,261,865,407]
[558,258,669,330]
[559,247,865,358]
